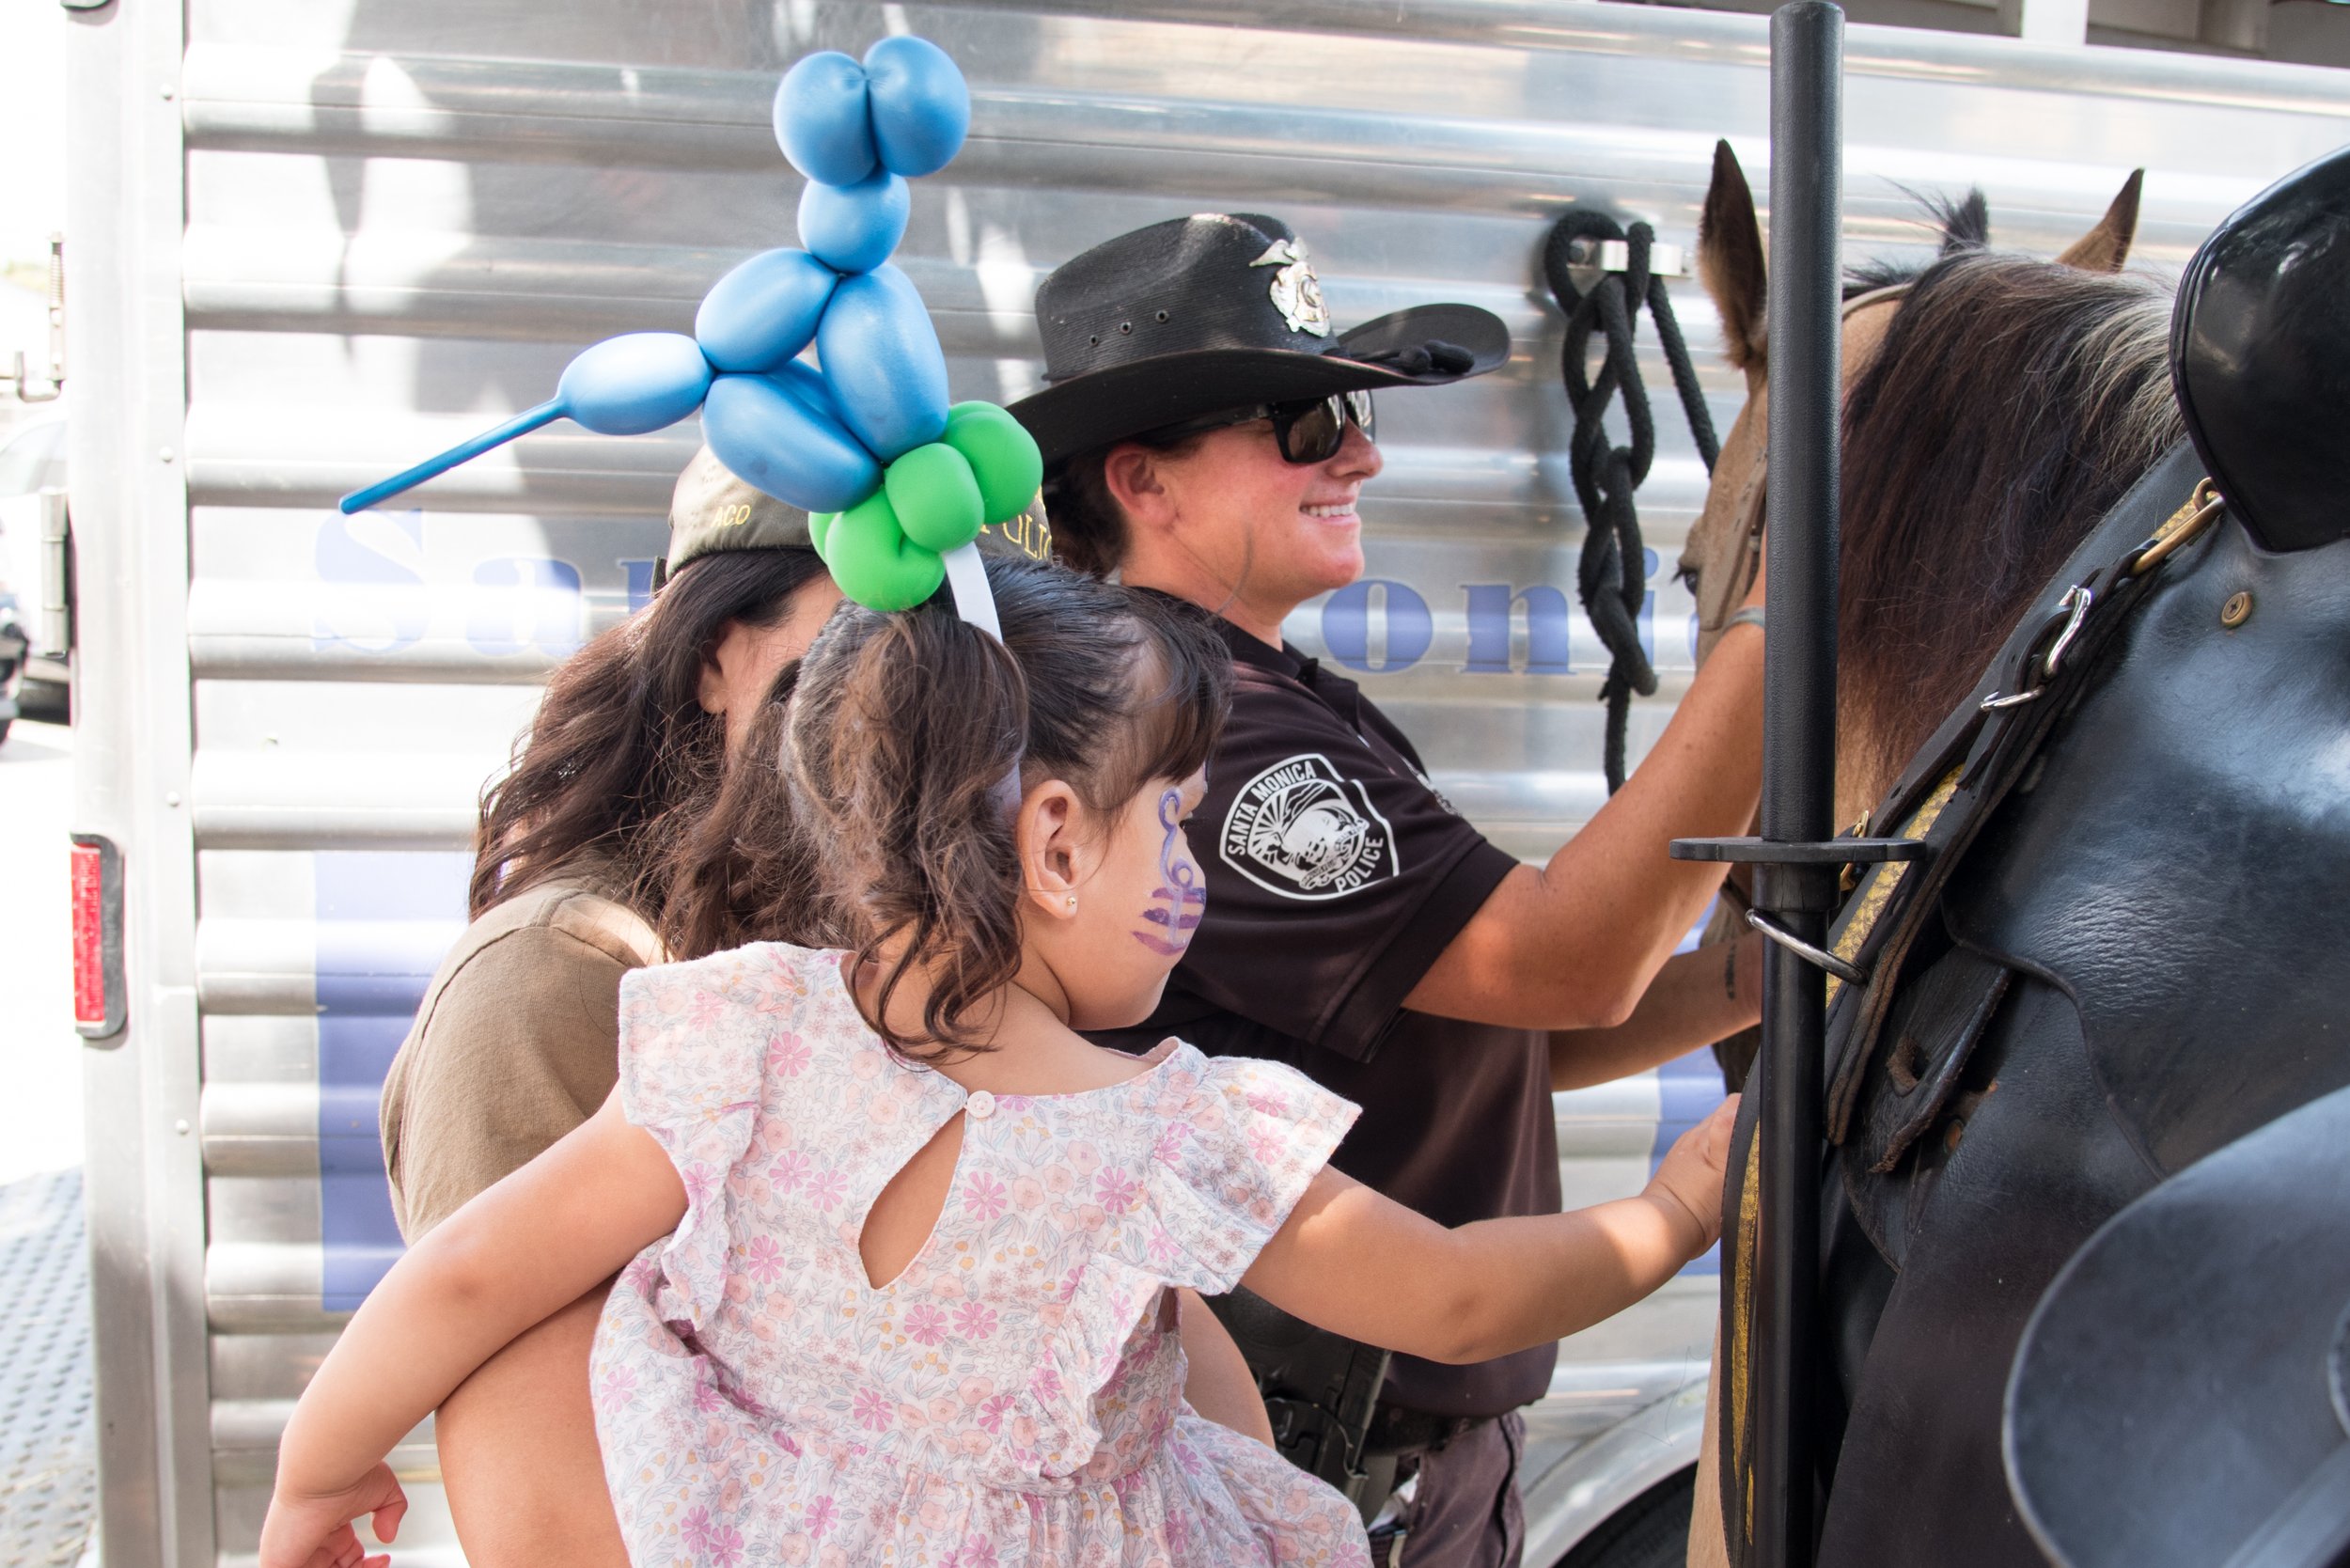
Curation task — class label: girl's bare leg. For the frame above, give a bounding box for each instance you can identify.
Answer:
[434,1282,629,1568]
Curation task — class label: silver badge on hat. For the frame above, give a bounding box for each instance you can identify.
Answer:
[1251,239,1332,338]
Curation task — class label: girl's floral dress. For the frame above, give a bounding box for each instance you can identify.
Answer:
[589,942,1371,1568]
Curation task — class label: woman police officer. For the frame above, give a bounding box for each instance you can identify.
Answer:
[1010,212,1768,1568]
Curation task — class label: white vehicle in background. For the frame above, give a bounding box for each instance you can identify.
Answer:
[60,1,2349,1564]
[0,408,69,729]
[0,521,25,745]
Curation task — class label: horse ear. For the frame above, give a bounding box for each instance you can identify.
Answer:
[1940,190,1991,255]
[1700,139,1768,372]
[2056,169,2144,273]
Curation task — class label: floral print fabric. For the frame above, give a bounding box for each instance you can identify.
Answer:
[589,943,1370,1567]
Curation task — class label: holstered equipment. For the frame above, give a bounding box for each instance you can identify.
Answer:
[1204,1289,1395,1525]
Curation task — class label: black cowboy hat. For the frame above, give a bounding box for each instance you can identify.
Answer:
[1006,212,1510,466]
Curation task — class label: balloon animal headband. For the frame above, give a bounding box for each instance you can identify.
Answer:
[341,36,1042,633]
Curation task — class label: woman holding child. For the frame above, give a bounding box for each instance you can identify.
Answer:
[1008,213,1770,1566]
[375,453,1278,1566]
[373,449,840,1567]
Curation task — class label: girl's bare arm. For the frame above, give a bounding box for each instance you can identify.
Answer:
[261,1092,683,1567]
[1242,1099,1733,1366]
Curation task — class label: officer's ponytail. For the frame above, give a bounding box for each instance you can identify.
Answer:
[787,557,1230,1060]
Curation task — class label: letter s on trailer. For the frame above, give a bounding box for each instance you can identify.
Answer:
[65,2,2350,1564]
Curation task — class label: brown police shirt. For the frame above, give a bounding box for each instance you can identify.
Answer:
[379,870,664,1241]
[1092,617,1560,1419]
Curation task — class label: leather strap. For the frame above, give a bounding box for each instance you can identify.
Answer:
[1821,439,2210,1141]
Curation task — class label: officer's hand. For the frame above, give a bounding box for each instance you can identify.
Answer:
[1646,1094,1739,1258]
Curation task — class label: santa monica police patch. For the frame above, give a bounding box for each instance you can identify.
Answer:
[1219,753,1399,901]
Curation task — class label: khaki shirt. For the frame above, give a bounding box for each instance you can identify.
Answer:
[379,873,664,1241]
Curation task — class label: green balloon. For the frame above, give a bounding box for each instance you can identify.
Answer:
[884,442,985,554]
[943,401,1044,525]
[808,509,835,554]
[821,490,945,612]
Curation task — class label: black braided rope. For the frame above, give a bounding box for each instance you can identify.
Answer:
[1542,213,1721,792]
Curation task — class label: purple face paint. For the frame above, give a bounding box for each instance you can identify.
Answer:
[1134,789,1206,957]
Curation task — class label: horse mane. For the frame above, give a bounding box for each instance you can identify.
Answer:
[1845,188,1993,297]
[1838,250,2183,805]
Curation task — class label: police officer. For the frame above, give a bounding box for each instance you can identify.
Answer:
[1010,213,1767,1568]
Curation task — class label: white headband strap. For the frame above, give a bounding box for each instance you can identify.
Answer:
[942,542,1001,641]
[942,541,1026,817]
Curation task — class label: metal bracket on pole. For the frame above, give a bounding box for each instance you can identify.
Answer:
[1558,236,1690,297]
[1669,836,1928,867]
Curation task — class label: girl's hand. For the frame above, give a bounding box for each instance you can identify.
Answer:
[1645,1094,1740,1258]
[258,1465,408,1568]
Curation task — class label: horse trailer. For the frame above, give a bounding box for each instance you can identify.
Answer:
[59,1,2350,1564]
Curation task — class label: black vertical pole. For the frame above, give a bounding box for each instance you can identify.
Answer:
[1757,6,1842,1568]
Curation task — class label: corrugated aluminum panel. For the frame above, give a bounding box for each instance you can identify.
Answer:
[164,2,2350,1562]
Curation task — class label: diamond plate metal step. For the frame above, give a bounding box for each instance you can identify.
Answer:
[0,1168,95,1568]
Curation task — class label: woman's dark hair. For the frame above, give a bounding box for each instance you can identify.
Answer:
[1040,427,1209,577]
[468,545,833,921]
[658,660,835,962]
[785,557,1231,1060]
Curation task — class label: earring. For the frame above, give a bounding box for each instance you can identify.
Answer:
[1066,894,1078,909]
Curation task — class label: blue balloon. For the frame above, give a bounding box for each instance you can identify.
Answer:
[773,52,876,186]
[798,168,910,275]
[768,357,844,422]
[816,264,949,462]
[862,36,970,178]
[558,332,713,435]
[702,370,882,515]
[695,248,838,374]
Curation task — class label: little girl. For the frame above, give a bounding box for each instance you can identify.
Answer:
[260,559,1732,1568]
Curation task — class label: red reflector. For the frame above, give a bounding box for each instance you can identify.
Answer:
[71,839,104,1026]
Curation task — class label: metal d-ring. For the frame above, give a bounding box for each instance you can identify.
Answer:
[1980,584,2093,712]
[1746,909,1869,986]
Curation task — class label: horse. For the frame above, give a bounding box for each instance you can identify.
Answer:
[1680,141,2162,830]
[1679,143,2350,1565]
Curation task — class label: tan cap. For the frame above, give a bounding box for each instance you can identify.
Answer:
[662,444,1058,583]
[664,446,815,575]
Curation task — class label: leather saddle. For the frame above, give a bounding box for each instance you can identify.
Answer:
[1717,142,2350,1566]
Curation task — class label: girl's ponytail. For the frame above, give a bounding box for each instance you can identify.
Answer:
[789,601,1030,1057]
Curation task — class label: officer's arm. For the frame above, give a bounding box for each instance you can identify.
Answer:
[1548,931,1762,1090]
[1403,616,1766,1031]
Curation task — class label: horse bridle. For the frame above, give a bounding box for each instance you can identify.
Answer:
[1718,282,1915,566]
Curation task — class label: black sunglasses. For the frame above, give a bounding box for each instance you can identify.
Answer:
[1136,391,1376,464]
